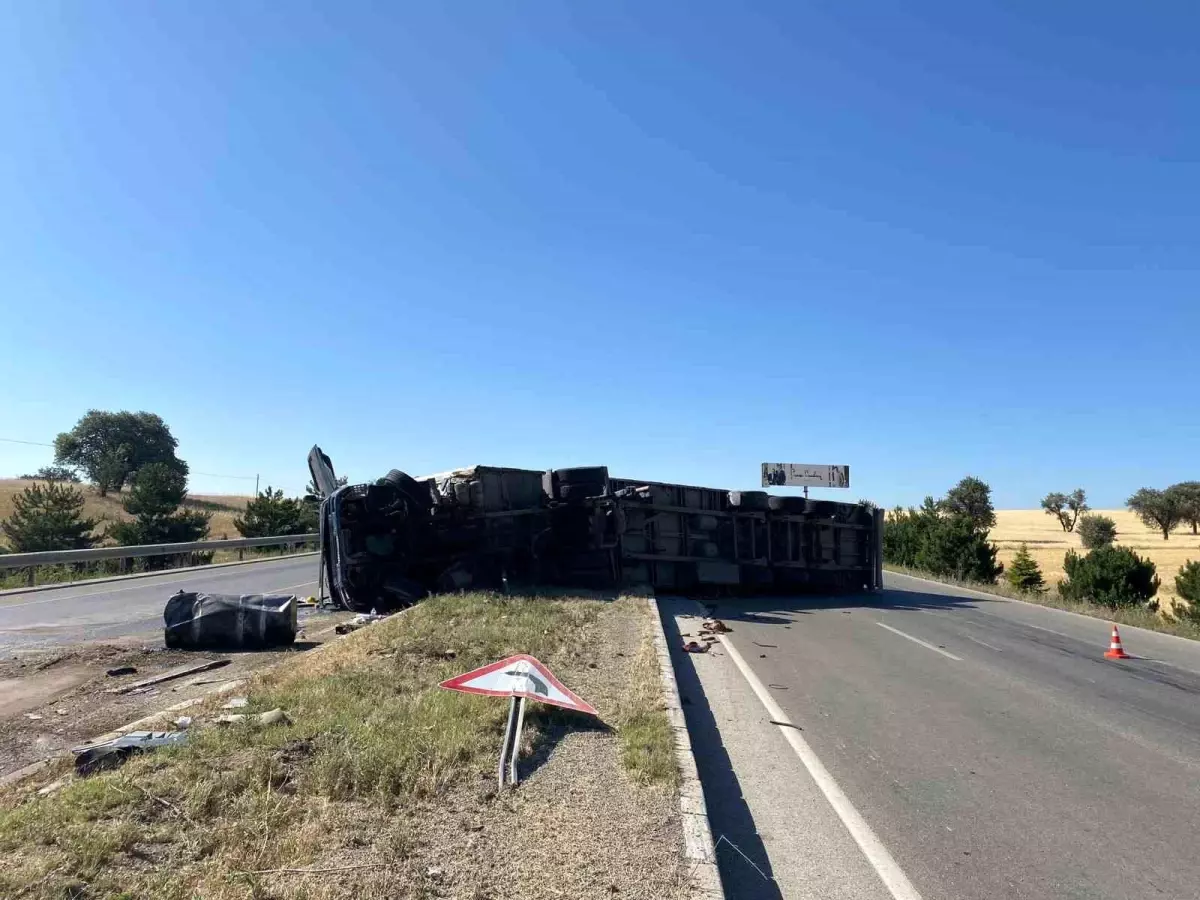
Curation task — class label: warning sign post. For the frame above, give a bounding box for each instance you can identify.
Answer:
[440,654,597,789]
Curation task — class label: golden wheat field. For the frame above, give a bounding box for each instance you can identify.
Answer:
[992,509,1200,606]
[0,479,250,546]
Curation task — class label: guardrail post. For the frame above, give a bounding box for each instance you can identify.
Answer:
[238,548,245,561]
[26,568,35,587]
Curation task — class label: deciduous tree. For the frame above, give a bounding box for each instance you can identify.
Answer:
[1126,487,1184,540]
[54,410,186,496]
[1041,488,1088,532]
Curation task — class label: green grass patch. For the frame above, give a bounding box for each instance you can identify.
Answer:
[614,615,677,787]
[0,591,616,898]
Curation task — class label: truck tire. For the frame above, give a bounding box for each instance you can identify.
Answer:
[767,495,807,513]
[550,467,608,502]
[805,500,840,518]
[382,470,430,512]
[728,491,770,510]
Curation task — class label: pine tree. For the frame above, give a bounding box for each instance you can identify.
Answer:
[1,482,96,552]
[107,463,209,547]
[1005,543,1045,593]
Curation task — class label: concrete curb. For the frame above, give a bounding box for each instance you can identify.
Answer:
[646,596,724,900]
[0,552,318,598]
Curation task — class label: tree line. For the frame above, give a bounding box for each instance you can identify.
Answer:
[1,410,324,556]
[884,477,1200,624]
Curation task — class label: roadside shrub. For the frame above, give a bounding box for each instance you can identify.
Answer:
[1005,543,1045,593]
[915,514,1003,583]
[883,481,1003,584]
[1077,514,1118,550]
[1175,561,1200,623]
[1059,546,1159,609]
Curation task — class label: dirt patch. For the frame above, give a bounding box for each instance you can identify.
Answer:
[0,608,352,779]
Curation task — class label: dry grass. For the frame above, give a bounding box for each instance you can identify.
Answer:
[0,591,682,899]
[992,509,1200,610]
[0,479,251,545]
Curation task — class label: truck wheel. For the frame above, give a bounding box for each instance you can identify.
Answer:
[768,496,807,513]
[728,491,770,510]
[805,500,840,518]
[551,467,608,501]
[382,470,431,512]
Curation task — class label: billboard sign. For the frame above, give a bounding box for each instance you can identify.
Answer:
[761,463,850,489]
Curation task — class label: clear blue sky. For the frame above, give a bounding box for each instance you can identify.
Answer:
[1,2,1195,507]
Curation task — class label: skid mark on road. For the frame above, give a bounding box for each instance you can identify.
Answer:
[876,622,963,661]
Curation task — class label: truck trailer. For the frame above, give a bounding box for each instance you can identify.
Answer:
[308,446,884,613]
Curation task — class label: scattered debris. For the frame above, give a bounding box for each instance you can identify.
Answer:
[216,708,292,727]
[174,716,193,729]
[683,641,709,654]
[700,618,730,634]
[222,697,248,709]
[56,709,67,716]
[106,666,138,677]
[37,778,69,797]
[752,641,777,648]
[164,592,299,650]
[73,730,190,775]
[297,596,318,608]
[107,659,231,695]
[24,713,43,721]
[335,613,387,635]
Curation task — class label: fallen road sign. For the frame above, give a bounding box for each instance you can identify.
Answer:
[439,653,598,716]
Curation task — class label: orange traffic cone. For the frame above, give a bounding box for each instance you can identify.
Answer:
[1104,624,1131,660]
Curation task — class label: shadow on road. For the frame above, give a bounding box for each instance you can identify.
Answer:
[659,606,785,900]
[693,584,999,631]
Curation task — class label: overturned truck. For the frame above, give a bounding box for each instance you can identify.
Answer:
[309,446,884,613]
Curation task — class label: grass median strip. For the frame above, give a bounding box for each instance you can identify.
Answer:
[0,591,683,899]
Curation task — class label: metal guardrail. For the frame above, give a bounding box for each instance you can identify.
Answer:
[0,534,319,570]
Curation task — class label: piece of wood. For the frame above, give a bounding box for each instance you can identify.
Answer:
[104,659,230,694]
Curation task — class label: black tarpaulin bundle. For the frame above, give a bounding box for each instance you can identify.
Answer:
[163,592,298,649]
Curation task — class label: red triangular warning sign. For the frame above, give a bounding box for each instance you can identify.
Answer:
[439,654,597,715]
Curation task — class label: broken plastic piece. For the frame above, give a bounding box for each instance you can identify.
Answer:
[72,730,189,774]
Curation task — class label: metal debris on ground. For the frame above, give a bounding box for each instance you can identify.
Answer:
[107,659,231,695]
[683,641,709,654]
[106,666,138,677]
[335,612,387,635]
[24,713,43,721]
[174,716,193,729]
[701,618,731,634]
[72,730,190,775]
[222,697,248,709]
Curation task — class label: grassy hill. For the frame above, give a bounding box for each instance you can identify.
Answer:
[0,479,251,548]
[992,509,1200,607]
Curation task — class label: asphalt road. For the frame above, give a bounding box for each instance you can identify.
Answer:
[0,556,320,652]
[664,571,1200,900]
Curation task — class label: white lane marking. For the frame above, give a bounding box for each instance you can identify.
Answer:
[876,622,963,661]
[0,559,316,609]
[720,635,925,900]
[272,581,317,593]
[963,634,1004,652]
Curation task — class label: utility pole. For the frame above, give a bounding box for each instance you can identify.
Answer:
[254,474,260,497]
